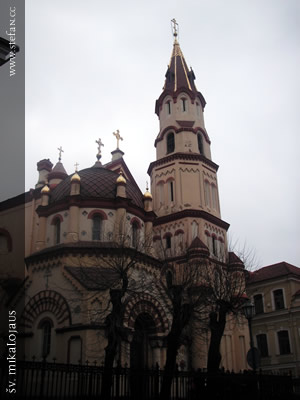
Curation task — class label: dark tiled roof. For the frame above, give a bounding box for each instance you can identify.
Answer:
[248,262,300,284]
[228,252,244,266]
[50,167,144,208]
[65,266,120,290]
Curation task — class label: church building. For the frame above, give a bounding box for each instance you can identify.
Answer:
[0,24,250,372]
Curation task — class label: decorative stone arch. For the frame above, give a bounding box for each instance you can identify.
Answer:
[123,294,169,334]
[130,217,142,229]
[50,214,63,224]
[19,290,72,329]
[87,210,108,220]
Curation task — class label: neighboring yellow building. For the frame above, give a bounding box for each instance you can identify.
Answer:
[0,29,251,373]
[246,262,300,376]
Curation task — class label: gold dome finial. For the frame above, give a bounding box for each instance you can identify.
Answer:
[116,170,126,184]
[71,172,81,182]
[144,181,152,199]
[41,184,50,194]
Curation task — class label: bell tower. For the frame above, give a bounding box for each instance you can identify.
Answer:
[148,20,229,260]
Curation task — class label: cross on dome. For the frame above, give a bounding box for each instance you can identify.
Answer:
[95,138,104,161]
[57,146,64,162]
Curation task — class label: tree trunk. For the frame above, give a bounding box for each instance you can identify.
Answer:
[159,334,179,400]
[101,340,117,399]
[207,309,227,373]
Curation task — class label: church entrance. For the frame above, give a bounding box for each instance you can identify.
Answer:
[130,313,156,399]
[130,312,156,369]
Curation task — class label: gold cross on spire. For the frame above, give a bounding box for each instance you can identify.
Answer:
[74,162,79,172]
[57,146,64,162]
[113,130,123,149]
[171,18,179,40]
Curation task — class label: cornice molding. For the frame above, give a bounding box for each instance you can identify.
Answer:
[147,153,219,175]
[153,208,229,231]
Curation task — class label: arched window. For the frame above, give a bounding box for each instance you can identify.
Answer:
[132,221,139,248]
[54,218,61,244]
[39,319,53,359]
[92,215,102,240]
[166,132,175,154]
[181,98,187,112]
[197,133,204,155]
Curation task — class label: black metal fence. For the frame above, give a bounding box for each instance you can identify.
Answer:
[0,359,297,399]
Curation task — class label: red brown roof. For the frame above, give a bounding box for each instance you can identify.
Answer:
[247,262,300,284]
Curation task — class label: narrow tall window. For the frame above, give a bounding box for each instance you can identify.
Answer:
[166,132,175,154]
[254,294,264,314]
[212,236,218,256]
[196,102,201,116]
[273,289,284,310]
[197,133,204,155]
[166,101,171,115]
[92,215,102,240]
[169,180,174,202]
[132,222,139,248]
[256,334,268,357]
[166,235,171,249]
[278,330,290,355]
[41,320,52,358]
[181,98,187,112]
[211,184,218,211]
[204,180,211,207]
[54,219,61,244]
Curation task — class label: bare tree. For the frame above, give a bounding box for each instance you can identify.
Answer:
[155,238,208,400]
[198,252,247,373]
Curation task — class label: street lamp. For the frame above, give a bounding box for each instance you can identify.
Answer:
[243,300,256,372]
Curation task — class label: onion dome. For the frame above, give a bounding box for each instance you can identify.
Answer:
[71,172,81,182]
[41,184,50,194]
[116,171,126,184]
[143,190,152,199]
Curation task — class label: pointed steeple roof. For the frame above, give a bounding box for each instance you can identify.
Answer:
[155,35,206,115]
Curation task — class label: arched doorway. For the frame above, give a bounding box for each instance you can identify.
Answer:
[130,313,156,369]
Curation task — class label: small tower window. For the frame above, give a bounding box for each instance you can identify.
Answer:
[212,236,218,256]
[166,100,171,115]
[92,215,102,241]
[196,102,201,116]
[181,98,187,112]
[204,180,211,207]
[197,133,204,155]
[166,132,175,154]
[54,218,61,245]
[211,184,218,211]
[168,180,174,202]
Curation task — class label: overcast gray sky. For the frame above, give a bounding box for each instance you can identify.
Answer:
[23,0,300,268]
